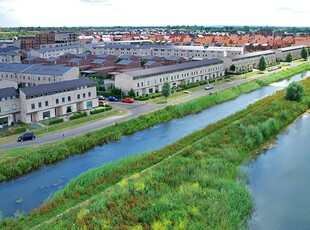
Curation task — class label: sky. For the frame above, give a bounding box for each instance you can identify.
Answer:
[0,0,309,28]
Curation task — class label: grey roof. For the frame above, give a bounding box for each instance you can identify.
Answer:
[230,50,275,61]
[0,87,19,98]
[278,45,304,52]
[68,58,82,63]
[119,54,137,59]
[140,55,159,60]
[92,59,106,64]
[24,56,37,61]
[46,57,59,62]
[0,46,20,52]
[0,63,76,76]
[123,58,223,79]
[20,78,96,97]
[117,60,133,65]
[97,54,115,59]
[76,53,89,57]
[165,56,184,61]
[144,61,157,66]
[0,51,19,56]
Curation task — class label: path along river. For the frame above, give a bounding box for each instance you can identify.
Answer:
[0,71,309,218]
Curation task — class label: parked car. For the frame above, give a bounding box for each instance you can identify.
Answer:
[108,96,119,102]
[98,95,105,101]
[99,100,109,106]
[121,98,135,103]
[205,84,214,90]
[18,132,35,142]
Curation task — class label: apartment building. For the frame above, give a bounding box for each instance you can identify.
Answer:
[275,45,305,61]
[29,45,83,58]
[0,51,21,63]
[115,59,224,96]
[0,63,79,87]
[19,78,98,123]
[92,44,243,59]
[222,50,276,72]
[54,31,79,43]
[0,86,20,126]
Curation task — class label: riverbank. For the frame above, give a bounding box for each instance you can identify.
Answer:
[0,62,310,183]
[2,69,309,229]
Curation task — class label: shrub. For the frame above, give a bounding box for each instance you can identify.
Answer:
[90,105,112,115]
[48,118,64,125]
[69,112,87,120]
[285,81,305,102]
[15,127,27,134]
[280,110,289,120]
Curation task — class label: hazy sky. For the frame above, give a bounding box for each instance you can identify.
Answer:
[0,0,309,27]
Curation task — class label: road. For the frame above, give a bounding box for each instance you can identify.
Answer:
[0,64,301,151]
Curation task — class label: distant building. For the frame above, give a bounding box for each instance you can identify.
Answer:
[0,51,21,63]
[0,63,79,87]
[29,45,83,58]
[275,45,305,61]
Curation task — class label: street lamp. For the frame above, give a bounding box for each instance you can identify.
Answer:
[44,117,49,134]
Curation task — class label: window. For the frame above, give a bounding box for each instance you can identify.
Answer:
[56,98,59,104]
[31,104,35,110]
[86,101,93,109]
[77,94,80,99]
[5,106,9,112]
[137,83,140,88]
[38,102,42,108]
[62,97,65,103]
[43,111,50,118]
[88,92,91,97]
[66,106,72,113]
[68,96,71,102]
[83,93,86,98]
[45,101,49,106]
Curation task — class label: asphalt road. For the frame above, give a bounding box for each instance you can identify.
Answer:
[0,65,300,151]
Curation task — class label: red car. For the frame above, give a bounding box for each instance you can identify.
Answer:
[122,98,134,103]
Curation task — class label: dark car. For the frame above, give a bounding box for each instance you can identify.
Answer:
[18,132,35,142]
[98,95,105,101]
[121,98,135,103]
[108,96,119,102]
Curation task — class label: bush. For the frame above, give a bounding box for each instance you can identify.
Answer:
[69,112,87,120]
[90,105,112,115]
[285,81,305,102]
[280,110,289,120]
[15,127,27,134]
[48,118,64,125]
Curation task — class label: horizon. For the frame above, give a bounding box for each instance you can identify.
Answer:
[0,0,309,28]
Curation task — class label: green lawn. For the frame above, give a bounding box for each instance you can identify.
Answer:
[0,108,127,146]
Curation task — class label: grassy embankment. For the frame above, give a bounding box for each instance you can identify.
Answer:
[1,67,310,229]
[0,62,309,183]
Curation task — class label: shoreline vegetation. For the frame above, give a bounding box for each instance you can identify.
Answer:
[1,68,309,229]
[0,62,309,183]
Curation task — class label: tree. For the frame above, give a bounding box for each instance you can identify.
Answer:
[285,52,293,62]
[285,81,305,102]
[161,82,171,101]
[301,46,309,61]
[229,64,236,72]
[128,88,136,98]
[258,56,266,71]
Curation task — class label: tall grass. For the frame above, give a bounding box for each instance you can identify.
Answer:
[1,77,309,229]
[0,63,309,182]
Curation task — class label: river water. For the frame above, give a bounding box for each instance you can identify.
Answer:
[0,71,309,218]
[245,112,310,230]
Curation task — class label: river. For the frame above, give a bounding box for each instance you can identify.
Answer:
[0,71,309,218]
[245,111,310,230]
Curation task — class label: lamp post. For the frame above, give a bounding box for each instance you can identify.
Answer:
[44,117,49,134]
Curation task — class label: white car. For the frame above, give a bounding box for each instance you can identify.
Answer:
[205,85,214,90]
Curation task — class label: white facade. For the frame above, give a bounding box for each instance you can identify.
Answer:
[223,50,276,72]
[115,59,224,96]
[19,78,98,123]
[0,52,21,63]
[29,45,83,58]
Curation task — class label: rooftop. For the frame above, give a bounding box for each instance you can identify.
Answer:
[230,50,275,61]
[0,87,19,98]
[122,58,223,79]
[20,78,96,97]
[0,63,76,75]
